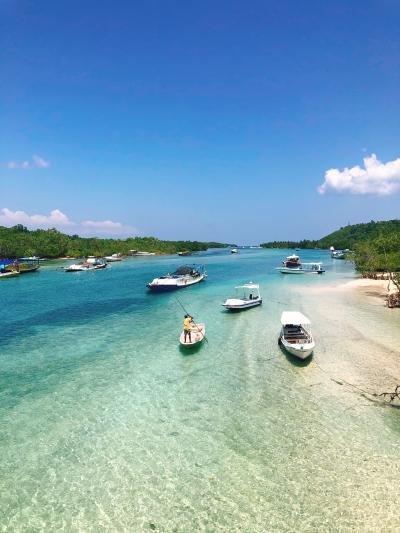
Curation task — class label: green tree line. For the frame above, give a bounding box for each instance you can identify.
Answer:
[0,225,231,259]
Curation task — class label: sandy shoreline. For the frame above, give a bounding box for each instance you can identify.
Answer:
[310,276,398,297]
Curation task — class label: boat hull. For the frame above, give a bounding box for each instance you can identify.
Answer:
[280,338,314,359]
[276,268,324,274]
[147,275,206,291]
[222,298,262,310]
[0,271,20,279]
[179,324,206,347]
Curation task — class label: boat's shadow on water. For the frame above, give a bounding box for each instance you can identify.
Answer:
[178,343,204,356]
[279,346,314,367]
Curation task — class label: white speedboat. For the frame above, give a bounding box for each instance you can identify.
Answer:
[179,323,206,347]
[130,250,156,256]
[105,253,123,262]
[222,283,262,310]
[279,311,315,359]
[65,257,107,272]
[276,262,325,274]
[147,265,207,292]
[231,248,239,254]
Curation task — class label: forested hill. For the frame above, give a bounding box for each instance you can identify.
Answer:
[261,219,400,250]
[0,225,231,258]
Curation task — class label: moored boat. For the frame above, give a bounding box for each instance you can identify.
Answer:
[105,253,123,262]
[179,323,206,347]
[4,257,40,274]
[279,311,315,359]
[282,254,301,268]
[147,265,207,292]
[222,283,262,310]
[276,262,325,274]
[231,248,239,254]
[130,250,156,256]
[178,251,192,256]
[65,257,107,272]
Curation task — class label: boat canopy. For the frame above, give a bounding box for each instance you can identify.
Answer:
[172,265,203,276]
[281,311,311,326]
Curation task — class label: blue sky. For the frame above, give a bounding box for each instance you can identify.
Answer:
[1,0,399,243]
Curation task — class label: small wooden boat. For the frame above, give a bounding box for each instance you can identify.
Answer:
[179,323,206,347]
[222,283,262,310]
[4,257,40,274]
[279,311,315,359]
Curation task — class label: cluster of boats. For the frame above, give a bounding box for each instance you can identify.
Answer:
[144,260,315,359]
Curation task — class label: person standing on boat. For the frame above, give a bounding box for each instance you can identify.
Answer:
[183,314,193,343]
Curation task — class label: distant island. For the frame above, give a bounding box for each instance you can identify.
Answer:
[0,224,232,258]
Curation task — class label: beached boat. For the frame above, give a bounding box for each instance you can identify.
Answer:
[179,323,206,347]
[65,257,107,272]
[282,254,301,268]
[279,311,315,359]
[4,257,40,274]
[105,253,123,262]
[276,262,325,274]
[222,283,262,310]
[147,265,207,292]
[231,248,239,254]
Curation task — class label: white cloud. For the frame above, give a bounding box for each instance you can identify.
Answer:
[32,154,50,168]
[0,208,137,236]
[6,155,50,169]
[81,219,137,235]
[0,208,73,228]
[318,153,400,196]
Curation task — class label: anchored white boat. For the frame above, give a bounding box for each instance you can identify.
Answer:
[147,265,207,292]
[65,257,107,272]
[222,283,262,310]
[331,249,347,259]
[276,262,325,274]
[130,250,156,256]
[231,248,239,254]
[105,253,123,262]
[279,311,315,359]
[179,323,206,347]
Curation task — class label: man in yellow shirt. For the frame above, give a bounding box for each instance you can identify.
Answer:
[183,314,193,343]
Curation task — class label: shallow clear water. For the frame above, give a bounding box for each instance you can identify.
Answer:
[1,249,400,532]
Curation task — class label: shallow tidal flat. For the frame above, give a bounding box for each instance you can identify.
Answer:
[1,249,400,532]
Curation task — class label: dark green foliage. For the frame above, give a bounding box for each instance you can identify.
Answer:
[0,226,230,259]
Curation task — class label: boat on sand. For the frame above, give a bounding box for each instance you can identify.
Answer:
[279,311,315,359]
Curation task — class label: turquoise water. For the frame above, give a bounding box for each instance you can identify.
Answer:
[1,249,400,532]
